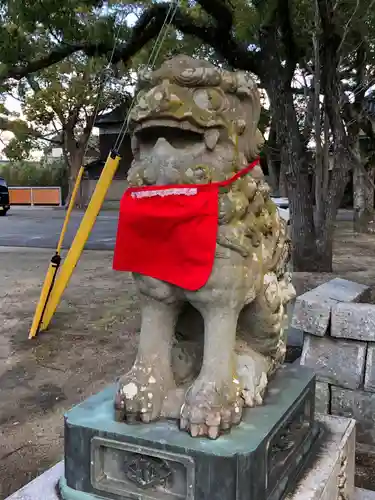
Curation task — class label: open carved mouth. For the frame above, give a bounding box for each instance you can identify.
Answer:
[135,118,204,137]
[133,119,220,151]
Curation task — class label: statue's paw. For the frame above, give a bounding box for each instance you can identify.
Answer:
[115,362,174,424]
[241,371,268,408]
[179,379,244,440]
[236,348,270,408]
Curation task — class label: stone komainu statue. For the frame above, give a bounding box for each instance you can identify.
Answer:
[114,55,295,439]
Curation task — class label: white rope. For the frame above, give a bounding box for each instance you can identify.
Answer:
[113,0,179,151]
[82,6,128,159]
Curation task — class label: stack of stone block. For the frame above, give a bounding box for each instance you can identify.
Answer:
[291,278,375,451]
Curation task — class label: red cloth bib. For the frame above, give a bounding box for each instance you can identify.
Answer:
[113,159,259,291]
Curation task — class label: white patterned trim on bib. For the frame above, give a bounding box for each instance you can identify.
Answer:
[131,187,198,199]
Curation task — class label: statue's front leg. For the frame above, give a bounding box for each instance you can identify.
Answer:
[115,281,180,423]
[180,307,243,439]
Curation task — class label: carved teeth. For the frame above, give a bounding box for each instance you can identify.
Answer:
[204,129,220,150]
[134,119,204,136]
[131,135,139,154]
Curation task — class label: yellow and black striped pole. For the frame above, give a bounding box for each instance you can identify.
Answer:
[29,151,121,337]
[29,165,85,339]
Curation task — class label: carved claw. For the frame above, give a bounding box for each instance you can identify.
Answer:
[241,371,268,408]
[235,346,271,408]
[179,379,244,439]
[115,362,175,423]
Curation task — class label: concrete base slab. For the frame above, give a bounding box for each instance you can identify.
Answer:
[357,489,375,499]
[286,414,356,499]
[5,461,64,499]
[5,416,374,500]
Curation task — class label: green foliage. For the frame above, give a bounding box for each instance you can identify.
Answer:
[0,0,374,162]
[0,159,69,201]
[21,53,129,135]
[3,136,36,160]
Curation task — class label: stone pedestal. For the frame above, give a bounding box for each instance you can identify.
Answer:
[6,415,369,500]
[59,365,320,500]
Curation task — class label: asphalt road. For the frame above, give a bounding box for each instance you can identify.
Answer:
[0,207,119,250]
[0,207,354,250]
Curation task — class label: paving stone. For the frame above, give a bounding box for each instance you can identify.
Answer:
[286,414,355,500]
[356,443,375,492]
[315,382,330,414]
[301,334,367,390]
[331,386,375,446]
[291,278,371,337]
[5,461,63,499]
[356,489,375,500]
[365,344,375,393]
[331,303,375,341]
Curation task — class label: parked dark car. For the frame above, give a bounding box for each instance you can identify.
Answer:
[0,177,10,216]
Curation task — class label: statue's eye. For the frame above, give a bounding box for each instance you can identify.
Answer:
[193,89,223,111]
[136,91,148,110]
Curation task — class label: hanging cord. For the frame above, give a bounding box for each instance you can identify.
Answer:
[113,0,179,152]
[60,4,129,228]
[55,6,128,250]
[58,7,128,247]
[82,6,129,160]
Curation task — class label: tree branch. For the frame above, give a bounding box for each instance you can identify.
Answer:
[317,0,342,138]
[195,0,233,31]
[0,115,61,144]
[0,44,80,82]
[337,0,360,56]
[0,1,259,84]
[277,0,300,80]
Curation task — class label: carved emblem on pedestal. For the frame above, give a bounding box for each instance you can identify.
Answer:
[124,454,172,489]
[268,396,311,480]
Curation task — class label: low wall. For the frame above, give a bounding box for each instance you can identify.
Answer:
[86,179,127,209]
[292,278,375,451]
[9,186,62,206]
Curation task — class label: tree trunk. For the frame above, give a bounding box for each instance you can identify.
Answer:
[263,74,325,271]
[279,163,288,197]
[313,1,324,227]
[267,157,279,194]
[265,123,280,194]
[365,168,374,213]
[353,161,374,233]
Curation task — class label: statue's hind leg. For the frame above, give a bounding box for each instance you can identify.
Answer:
[236,271,295,407]
[115,276,181,423]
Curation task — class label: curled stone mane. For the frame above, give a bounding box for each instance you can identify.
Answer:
[129,56,279,265]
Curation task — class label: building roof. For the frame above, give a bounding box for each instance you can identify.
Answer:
[94,99,132,128]
[84,159,105,180]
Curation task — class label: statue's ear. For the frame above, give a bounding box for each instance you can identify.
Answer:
[244,129,264,163]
